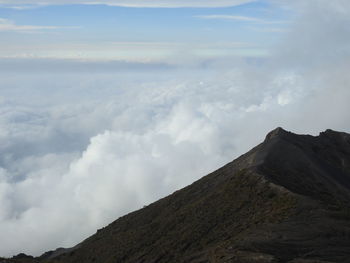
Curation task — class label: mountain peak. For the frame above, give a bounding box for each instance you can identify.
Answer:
[320,128,350,141]
[264,127,291,141]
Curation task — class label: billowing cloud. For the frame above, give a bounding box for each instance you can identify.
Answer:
[0,0,255,8]
[0,0,350,258]
[270,0,350,68]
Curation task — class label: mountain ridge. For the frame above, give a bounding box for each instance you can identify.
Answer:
[2,127,350,263]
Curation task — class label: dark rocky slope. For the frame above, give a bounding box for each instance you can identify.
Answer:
[2,128,350,263]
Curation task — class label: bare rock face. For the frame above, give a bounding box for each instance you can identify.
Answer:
[5,128,350,263]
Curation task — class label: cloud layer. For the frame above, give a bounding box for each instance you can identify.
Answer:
[0,0,254,8]
[0,0,350,258]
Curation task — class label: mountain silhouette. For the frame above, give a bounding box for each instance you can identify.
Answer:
[2,128,350,263]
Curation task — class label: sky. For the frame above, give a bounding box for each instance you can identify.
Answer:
[0,0,291,61]
[1,0,350,257]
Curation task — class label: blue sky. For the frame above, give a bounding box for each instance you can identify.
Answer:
[0,0,292,61]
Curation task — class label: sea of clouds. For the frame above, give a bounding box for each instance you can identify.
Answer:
[0,0,350,257]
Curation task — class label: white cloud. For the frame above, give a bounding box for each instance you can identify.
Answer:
[0,0,255,8]
[0,18,79,32]
[1,55,350,257]
[271,0,350,68]
[0,42,266,64]
[196,15,263,22]
[195,14,290,24]
[195,14,291,33]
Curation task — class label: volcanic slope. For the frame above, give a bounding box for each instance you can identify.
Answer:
[4,128,350,263]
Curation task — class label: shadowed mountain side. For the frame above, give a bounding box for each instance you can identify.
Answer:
[2,128,350,263]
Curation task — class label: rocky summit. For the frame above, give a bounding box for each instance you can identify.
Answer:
[2,128,350,263]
